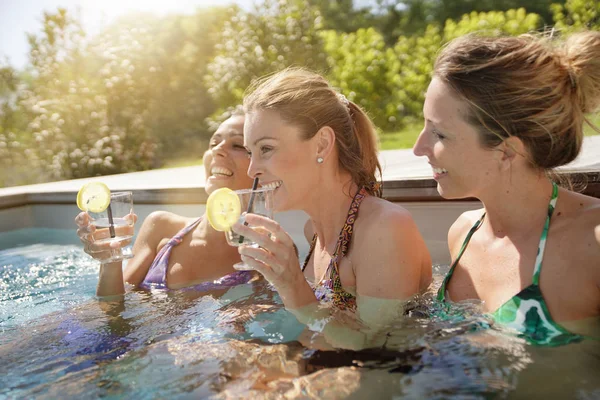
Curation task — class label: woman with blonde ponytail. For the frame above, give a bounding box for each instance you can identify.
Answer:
[413,31,600,346]
[232,68,431,348]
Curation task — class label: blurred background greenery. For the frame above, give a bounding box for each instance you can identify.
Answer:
[0,0,598,187]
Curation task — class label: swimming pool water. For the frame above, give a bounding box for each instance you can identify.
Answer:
[1,229,599,399]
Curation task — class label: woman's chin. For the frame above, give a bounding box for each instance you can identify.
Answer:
[204,179,226,195]
[436,183,456,200]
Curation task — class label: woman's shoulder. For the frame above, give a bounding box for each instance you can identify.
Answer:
[553,190,600,264]
[354,197,423,248]
[359,196,415,227]
[448,208,485,251]
[555,190,600,232]
[140,211,196,237]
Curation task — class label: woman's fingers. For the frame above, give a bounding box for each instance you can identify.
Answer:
[80,224,134,244]
[241,214,293,246]
[237,255,271,276]
[75,212,90,227]
[239,245,278,268]
[124,213,138,224]
[232,222,279,252]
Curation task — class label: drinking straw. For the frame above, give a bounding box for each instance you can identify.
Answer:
[238,177,259,244]
[107,203,116,238]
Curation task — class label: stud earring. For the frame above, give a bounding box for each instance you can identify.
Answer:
[317,157,324,164]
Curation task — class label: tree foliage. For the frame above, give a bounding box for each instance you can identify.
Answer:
[552,0,600,32]
[205,0,328,115]
[1,0,597,187]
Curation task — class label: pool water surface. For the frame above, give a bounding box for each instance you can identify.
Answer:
[1,228,599,399]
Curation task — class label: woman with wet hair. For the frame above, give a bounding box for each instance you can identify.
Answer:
[232,68,432,348]
[413,31,600,346]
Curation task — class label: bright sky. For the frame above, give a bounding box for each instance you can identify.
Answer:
[0,0,255,69]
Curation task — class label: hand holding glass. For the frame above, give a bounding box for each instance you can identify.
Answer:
[88,191,136,263]
[225,187,275,270]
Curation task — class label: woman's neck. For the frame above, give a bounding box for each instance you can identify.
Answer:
[478,169,554,239]
[197,214,232,246]
[306,171,360,254]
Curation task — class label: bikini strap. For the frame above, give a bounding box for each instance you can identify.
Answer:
[301,234,318,272]
[532,182,559,285]
[301,186,369,274]
[437,212,485,301]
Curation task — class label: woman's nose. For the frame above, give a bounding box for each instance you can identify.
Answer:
[412,129,430,157]
[246,155,262,179]
[212,141,228,158]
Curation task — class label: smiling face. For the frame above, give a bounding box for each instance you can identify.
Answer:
[203,115,254,195]
[412,77,502,200]
[243,110,318,212]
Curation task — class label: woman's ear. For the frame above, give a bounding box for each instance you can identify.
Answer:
[315,126,336,162]
[498,136,526,169]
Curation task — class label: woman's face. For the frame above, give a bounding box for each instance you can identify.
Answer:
[203,115,254,195]
[244,110,318,212]
[412,77,501,199]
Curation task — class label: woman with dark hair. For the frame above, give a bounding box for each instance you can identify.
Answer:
[76,112,257,297]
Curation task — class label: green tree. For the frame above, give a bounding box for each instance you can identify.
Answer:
[370,0,556,43]
[308,0,372,32]
[321,28,395,129]
[205,0,328,115]
[18,8,157,181]
[552,0,600,32]
[383,8,542,130]
[92,8,231,162]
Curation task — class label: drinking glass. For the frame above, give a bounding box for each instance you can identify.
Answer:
[225,187,275,271]
[88,191,135,263]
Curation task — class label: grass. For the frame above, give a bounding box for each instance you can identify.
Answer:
[379,112,600,151]
[379,122,422,150]
[160,114,600,168]
[162,157,203,169]
[584,112,600,136]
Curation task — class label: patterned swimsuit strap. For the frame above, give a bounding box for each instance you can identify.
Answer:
[531,181,559,285]
[301,186,369,275]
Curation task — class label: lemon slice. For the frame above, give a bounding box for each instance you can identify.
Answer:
[206,188,241,232]
[77,182,111,213]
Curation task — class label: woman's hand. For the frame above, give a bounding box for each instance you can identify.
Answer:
[232,213,316,308]
[75,211,137,263]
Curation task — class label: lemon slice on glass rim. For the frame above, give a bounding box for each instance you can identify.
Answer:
[206,188,241,232]
[77,182,111,213]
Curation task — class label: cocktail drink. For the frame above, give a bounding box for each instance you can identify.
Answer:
[77,183,135,263]
[225,188,274,246]
[206,186,275,270]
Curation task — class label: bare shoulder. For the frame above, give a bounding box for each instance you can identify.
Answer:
[138,211,193,240]
[352,196,430,298]
[554,190,600,270]
[448,208,484,255]
[556,190,600,234]
[353,197,424,254]
[357,196,416,233]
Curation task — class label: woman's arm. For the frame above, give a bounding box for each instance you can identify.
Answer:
[77,211,181,297]
[121,211,180,285]
[300,206,431,349]
[235,208,432,350]
[233,214,319,309]
[354,206,431,302]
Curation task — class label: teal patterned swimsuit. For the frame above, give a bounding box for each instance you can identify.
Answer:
[438,182,582,346]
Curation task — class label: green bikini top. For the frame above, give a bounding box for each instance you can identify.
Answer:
[437,182,582,347]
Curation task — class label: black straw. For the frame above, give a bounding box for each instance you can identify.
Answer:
[107,204,116,238]
[238,177,259,244]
